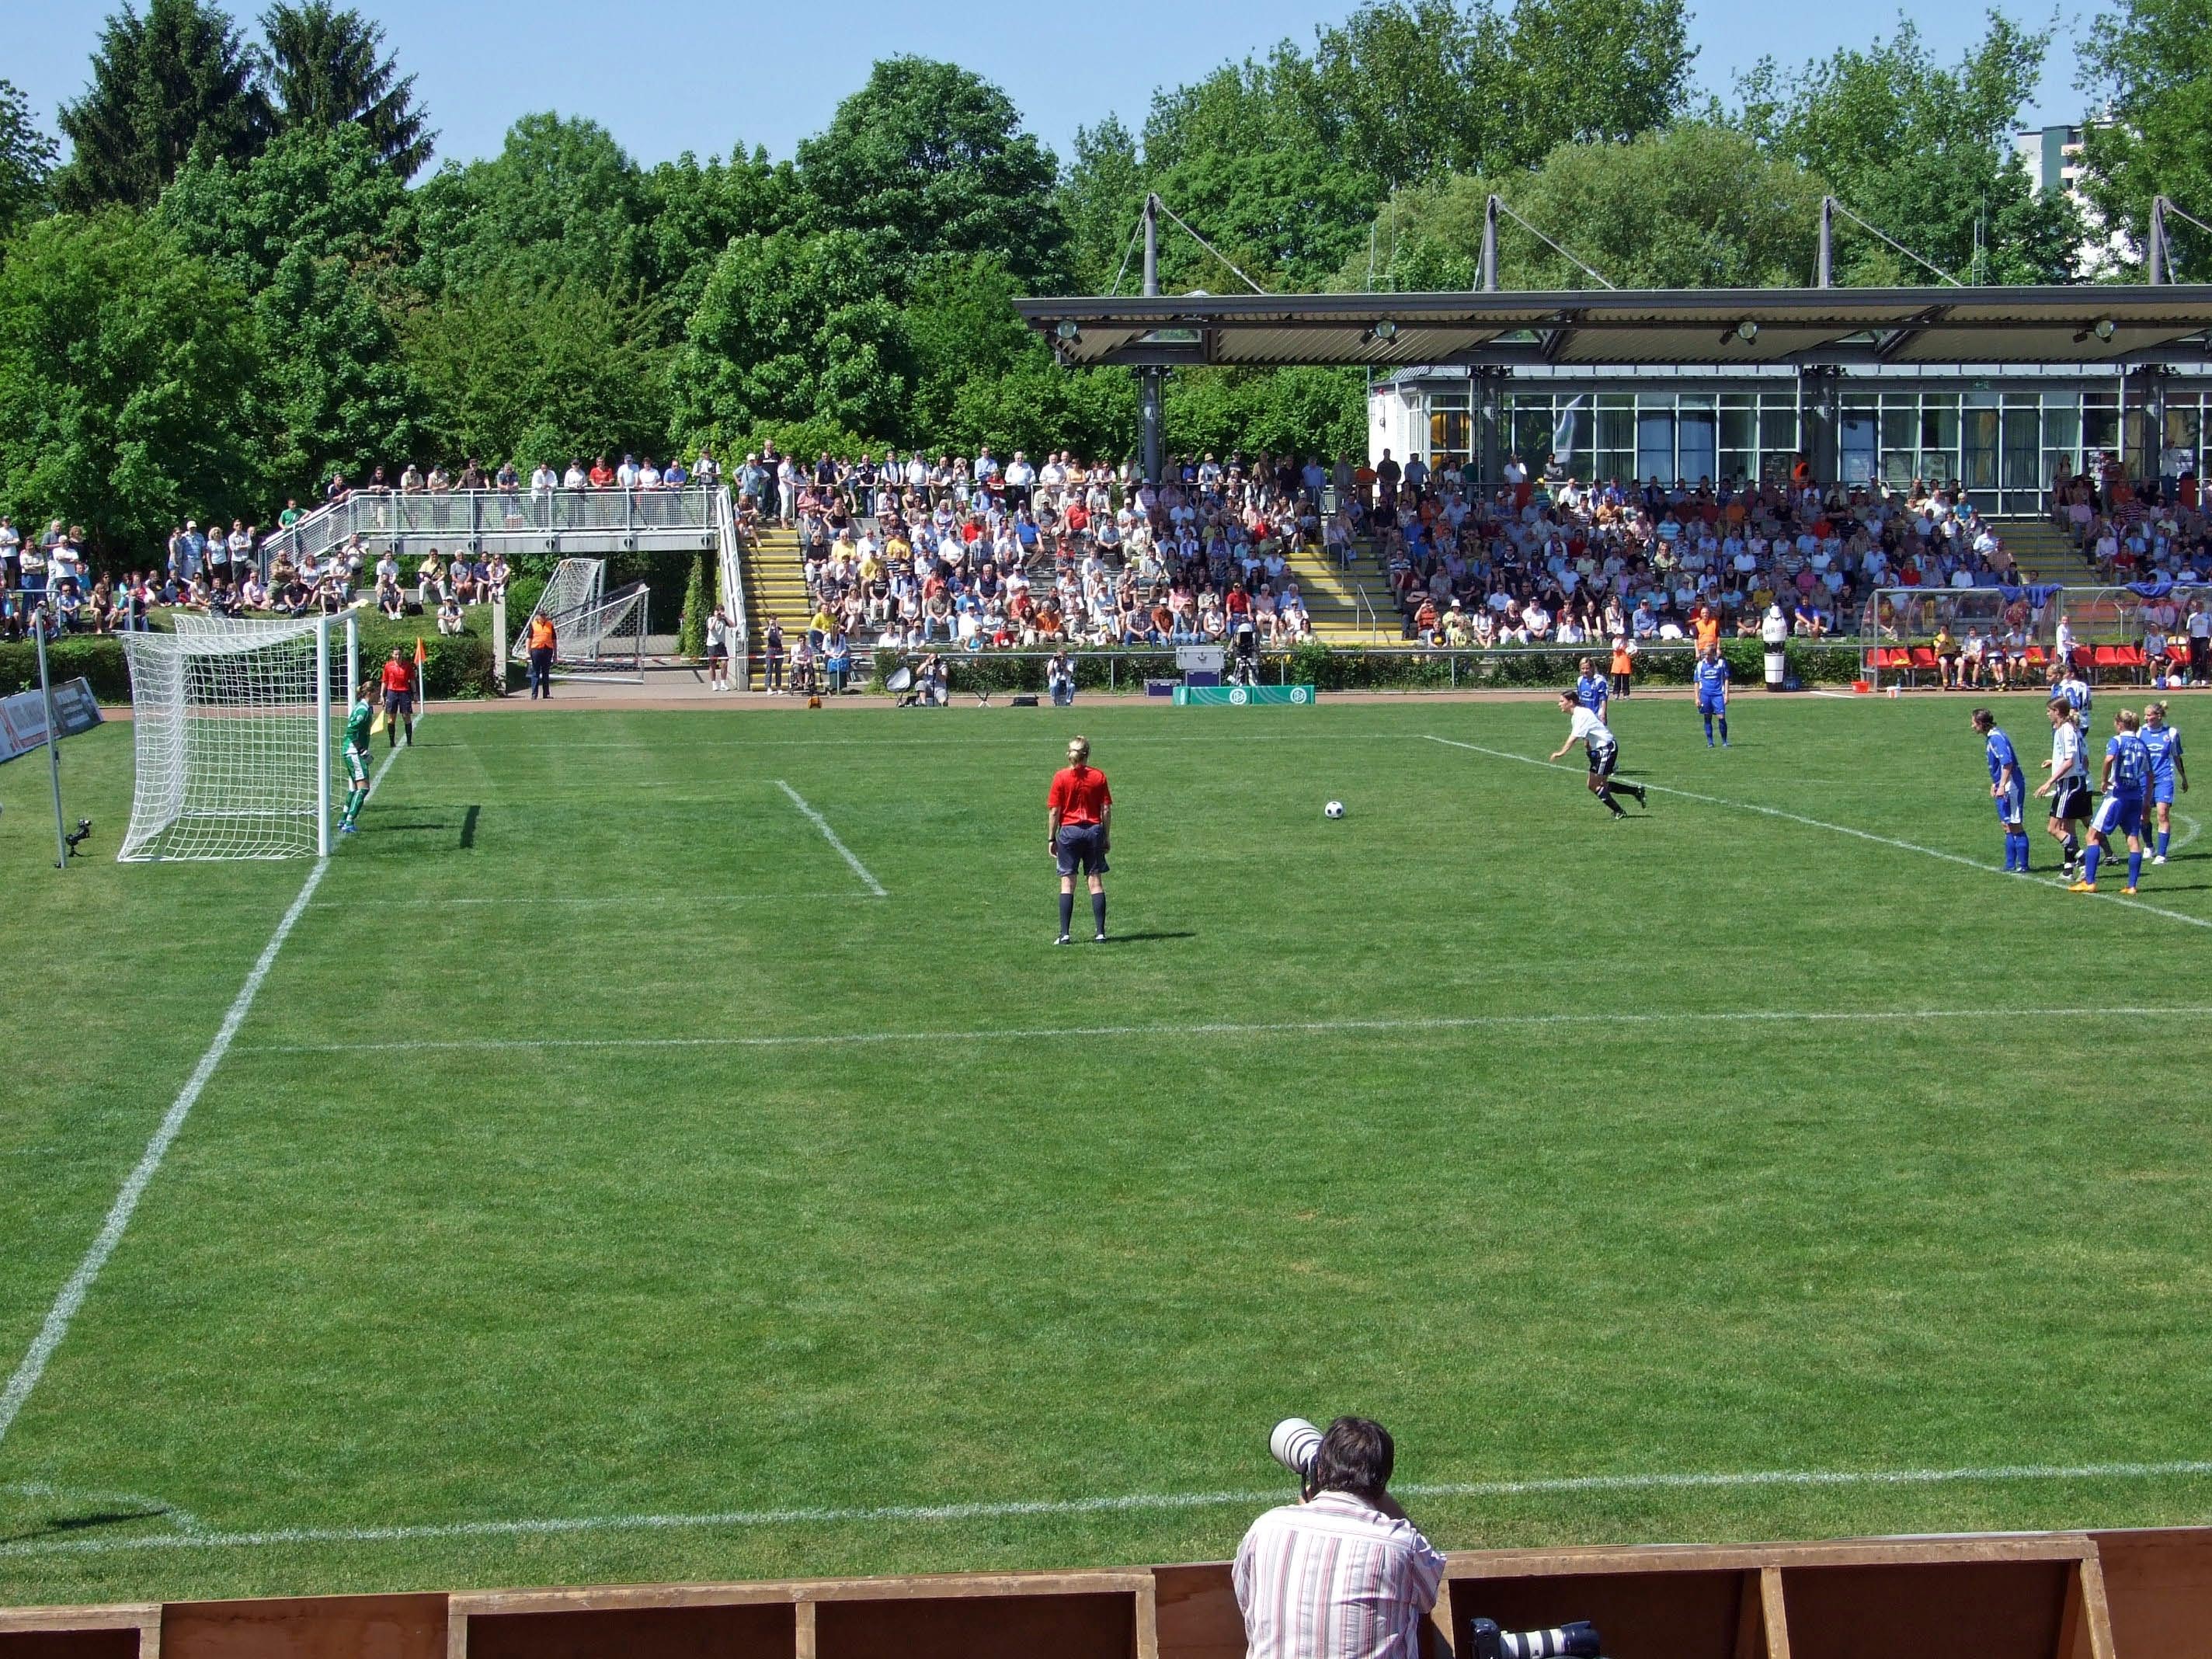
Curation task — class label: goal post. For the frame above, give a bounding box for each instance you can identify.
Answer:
[510,557,649,681]
[118,612,357,862]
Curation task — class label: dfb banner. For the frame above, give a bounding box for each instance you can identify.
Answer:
[1171,685,1317,707]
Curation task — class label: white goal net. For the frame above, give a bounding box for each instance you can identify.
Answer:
[511,558,649,680]
[118,614,356,862]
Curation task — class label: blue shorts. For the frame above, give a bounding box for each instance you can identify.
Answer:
[2151,777,2176,806]
[2092,792,2144,839]
[1055,823,1109,878]
[1994,784,2025,826]
[1699,696,1726,715]
[384,690,413,715]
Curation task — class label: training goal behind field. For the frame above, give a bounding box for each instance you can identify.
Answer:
[118,613,357,862]
[511,557,650,682]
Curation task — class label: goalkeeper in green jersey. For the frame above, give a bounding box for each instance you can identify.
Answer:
[339,679,376,834]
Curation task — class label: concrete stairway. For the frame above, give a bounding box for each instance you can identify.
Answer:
[1992,518,2093,584]
[1281,544,1393,643]
[738,528,812,687]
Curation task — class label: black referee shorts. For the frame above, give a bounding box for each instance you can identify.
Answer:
[1055,823,1109,877]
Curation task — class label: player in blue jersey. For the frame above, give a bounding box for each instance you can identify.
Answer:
[1970,708,2030,872]
[2141,701,2188,864]
[1692,646,1729,747]
[2075,708,2152,894]
[1574,656,1609,717]
[2035,696,2092,882]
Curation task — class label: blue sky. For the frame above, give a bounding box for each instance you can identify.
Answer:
[10,0,2091,171]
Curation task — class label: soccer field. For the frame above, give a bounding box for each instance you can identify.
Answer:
[4,690,2210,1608]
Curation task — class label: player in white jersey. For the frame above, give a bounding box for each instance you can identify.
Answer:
[1550,688,1648,819]
[2033,695,2092,881]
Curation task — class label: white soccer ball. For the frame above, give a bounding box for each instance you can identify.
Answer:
[1324,800,1345,819]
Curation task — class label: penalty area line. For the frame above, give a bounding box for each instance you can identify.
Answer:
[5,1456,2210,1558]
[0,743,405,1452]
[236,1003,2212,1057]
[1423,735,2212,933]
[776,780,887,898]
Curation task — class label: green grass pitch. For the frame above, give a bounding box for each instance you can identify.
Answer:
[3,690,2210,1606]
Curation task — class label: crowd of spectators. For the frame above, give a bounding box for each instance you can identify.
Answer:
[2053,455,2212,584]
[747,444,1323,652]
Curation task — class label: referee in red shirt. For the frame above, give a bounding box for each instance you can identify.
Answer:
[1047,735,1111,944]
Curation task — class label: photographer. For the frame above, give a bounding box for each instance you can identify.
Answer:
[1233,1417,1445,1659]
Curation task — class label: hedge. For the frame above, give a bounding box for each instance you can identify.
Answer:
[866,639,1869,697]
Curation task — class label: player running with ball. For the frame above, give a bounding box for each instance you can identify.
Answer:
[338,677,376,835]
[1552,689,1647,819]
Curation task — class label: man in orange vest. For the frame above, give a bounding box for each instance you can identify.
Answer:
[527,611,557,699]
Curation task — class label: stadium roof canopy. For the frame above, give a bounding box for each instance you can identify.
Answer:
[1013,285,2212,370]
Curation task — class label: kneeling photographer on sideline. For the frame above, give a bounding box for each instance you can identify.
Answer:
[1233,1416,1446,1659]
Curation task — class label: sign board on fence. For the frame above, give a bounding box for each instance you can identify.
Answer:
[1172,685,1317,707]
[0,678,103,766]
[1174,645,1225,676]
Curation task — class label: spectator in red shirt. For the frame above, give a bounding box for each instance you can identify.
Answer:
[1047,736,1112,944]
[378,648,416,749]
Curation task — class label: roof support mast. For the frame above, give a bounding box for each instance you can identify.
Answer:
[1139,193,1163,487]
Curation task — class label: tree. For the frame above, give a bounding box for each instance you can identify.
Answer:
[1060,117,1146,293]
[55,0,271,210]
[260,2,433,179]
[1492,0,1694,168]
[400,273,670,471]
[2076,0,2212,276]
[0,81,59,235]
[903,254,1038,436]
[0,212,268,559]
[670,230,912,453]
[796,58,1068,290]
[1356,123,1828,291]
[642,144,802,325]
[158,121,408,283]
[1165,367,1365,458]
[1735,16,2082,283]
[409,114,653,300]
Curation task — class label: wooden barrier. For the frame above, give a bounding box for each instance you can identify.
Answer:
[5,1529,2208,1658]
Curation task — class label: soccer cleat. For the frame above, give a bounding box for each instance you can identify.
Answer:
[2153,854,2168,865]
[1054,933,1071,946]
[339,823,356,835]
[2121,885,2137,895]
[2068,880,2097,892]
[1094,931,1108,943]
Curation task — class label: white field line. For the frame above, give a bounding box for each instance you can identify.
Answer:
[1424,735,2212,933]
[776,780,886,897]
[5,1457,2211,1559]
[236,1004,2212,1058]
[309,892,872,909]
[0,742,406,1449]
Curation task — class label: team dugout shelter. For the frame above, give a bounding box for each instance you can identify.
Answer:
[1014,283,2212,513]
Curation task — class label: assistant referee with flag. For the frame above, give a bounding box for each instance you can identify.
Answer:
[1047,736,1111,944]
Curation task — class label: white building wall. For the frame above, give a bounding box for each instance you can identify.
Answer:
[1368,383,1417,470]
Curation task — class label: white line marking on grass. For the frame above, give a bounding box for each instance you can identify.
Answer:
[238,1004,2212,1058]
[776,780,886,897]
[1424,735,2212,933]
[1807,690,1859,699]
[5,1458,2210,1558]
[309,892,872,910]
[0,744,405,1452]
[2175,812,2202,854]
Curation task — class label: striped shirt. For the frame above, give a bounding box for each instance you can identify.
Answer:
[1233,1492,1447,1659]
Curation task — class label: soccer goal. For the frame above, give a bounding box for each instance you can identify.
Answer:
[510,557,650,681]
[118,613,357,862]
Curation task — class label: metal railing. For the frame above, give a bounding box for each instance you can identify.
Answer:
[713,488,749,689]
[261,487,724,572]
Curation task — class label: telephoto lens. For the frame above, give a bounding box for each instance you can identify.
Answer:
[1467,1618,1603,1659]
[1269,1417,1323,1479]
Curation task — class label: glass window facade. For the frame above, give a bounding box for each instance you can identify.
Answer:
[1403,381,2206,514]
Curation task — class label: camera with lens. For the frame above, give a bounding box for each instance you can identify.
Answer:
[1271,1421,1604,1659]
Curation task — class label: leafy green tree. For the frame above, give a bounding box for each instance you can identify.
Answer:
[670,229,912,454]
[1735,16,2081,283]
[1358,123,1828,290]
[0,82,60,235]
[1060,117,1146,293]
[1165,367,1364,458]
[409,113,652,299]
[1307,0,1507,189]
[1493,0,1694,168]
[0,211,268,559]
[400,272,670,471]
[943,360,1138,461]
[2076,0,2212,276]
[903,253,1038,436]
[56,0,272,210]
[158,124,421,489]
[260,2,433,179]
[795,57,1067,289]
[642,144,802,324]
